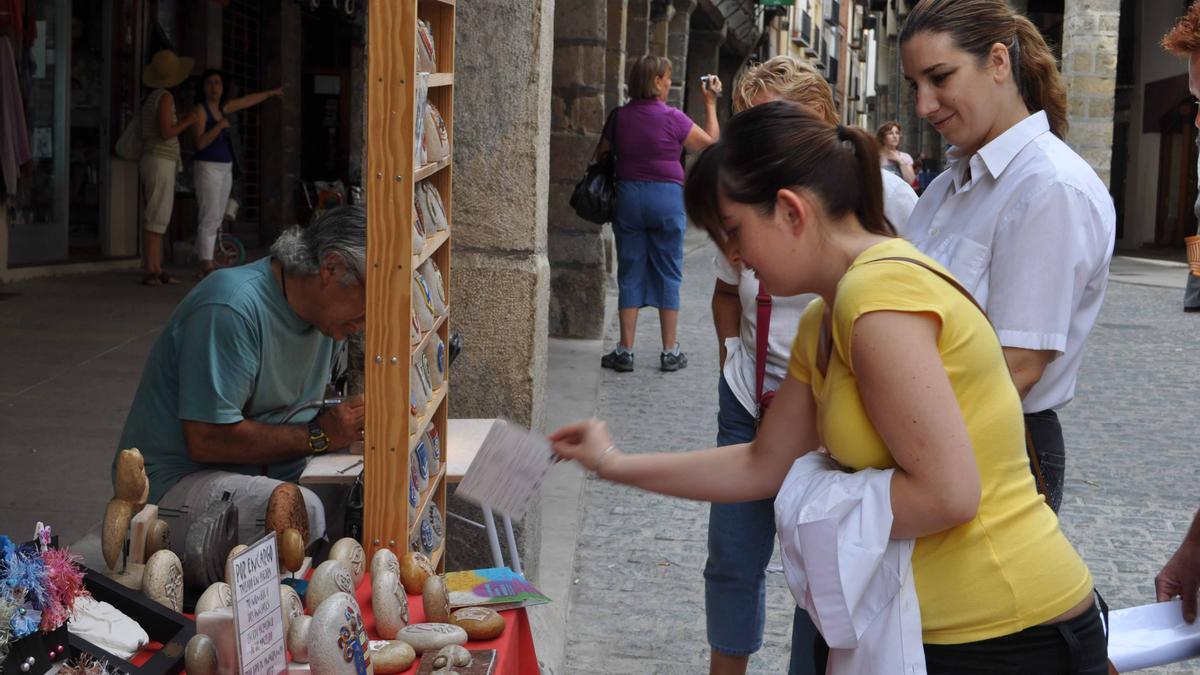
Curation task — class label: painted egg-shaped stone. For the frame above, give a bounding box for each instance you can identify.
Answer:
[143,549,184,612]
[308,592,374,675]
[329,537,366,588]
[195,581,233,614]
[287,614,312,663]
[370,548,399,580]
[372,570,409,638]
[184,633,219,675]
[306,559,354,613]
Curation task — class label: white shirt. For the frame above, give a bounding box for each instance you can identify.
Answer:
[775,452,925,675]
[899,111,1115,413]
[716,170,918,416]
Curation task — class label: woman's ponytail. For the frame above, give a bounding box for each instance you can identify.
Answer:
[836,125,895,237]
[901,0,1069,140]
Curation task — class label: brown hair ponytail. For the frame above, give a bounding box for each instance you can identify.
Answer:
[684,102,896,246]
[900,0,1068,139]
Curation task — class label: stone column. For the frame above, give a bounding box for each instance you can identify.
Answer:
[548,0,608,339]
[446,0,554,575]
[628,0,651,58]
[606,0,629,112]
[685,25,725,121]
[649,0,674,57]
[1062,0,1120,187]
[666,0,696,109]
[259,1,302,243]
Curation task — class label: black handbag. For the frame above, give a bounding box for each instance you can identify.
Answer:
[570,108,619,224]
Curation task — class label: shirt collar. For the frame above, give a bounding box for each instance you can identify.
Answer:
[946,110,1051,191]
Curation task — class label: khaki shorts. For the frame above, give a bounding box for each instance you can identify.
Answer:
[140,155,178,234]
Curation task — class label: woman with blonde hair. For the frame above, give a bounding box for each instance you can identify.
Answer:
[598,55,721,373]
[700,55,917,675]
[899,0,1115,513]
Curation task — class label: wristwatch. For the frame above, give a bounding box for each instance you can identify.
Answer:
[307,418,331,455]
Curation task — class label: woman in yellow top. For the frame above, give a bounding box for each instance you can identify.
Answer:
[550,102,1104,673]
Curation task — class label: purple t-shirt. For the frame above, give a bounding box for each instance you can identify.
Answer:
[604,99,694,185]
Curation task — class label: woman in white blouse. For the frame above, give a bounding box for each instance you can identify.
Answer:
[898,0,1116,512]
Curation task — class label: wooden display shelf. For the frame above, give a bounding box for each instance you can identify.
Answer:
[410,384,448,451]
[419,0,455,5]
[414,230,449,269]
[429,541,445,568]
[408,466,446,538]
[415,157,451,181]
[427,73,453,87]
[411,311,448,359]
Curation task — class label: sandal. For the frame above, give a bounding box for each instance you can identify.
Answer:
[159,273,181,285]
[141,273,163,287]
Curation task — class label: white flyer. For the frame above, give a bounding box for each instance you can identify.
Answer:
[230,532,287,675]
[455,419,555,519]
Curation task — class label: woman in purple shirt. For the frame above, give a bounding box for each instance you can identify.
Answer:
[598,55,721,372]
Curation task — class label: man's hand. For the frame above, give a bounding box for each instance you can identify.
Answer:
[1157,536,1200,622]
[317,395,365,449]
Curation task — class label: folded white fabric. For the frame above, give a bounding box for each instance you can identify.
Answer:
[774,451,926,675]
[68,596,150,659]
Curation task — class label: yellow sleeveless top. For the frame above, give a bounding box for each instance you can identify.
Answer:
[787,238,1092,644]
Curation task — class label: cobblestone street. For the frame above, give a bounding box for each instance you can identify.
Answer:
[562,234,1200,674]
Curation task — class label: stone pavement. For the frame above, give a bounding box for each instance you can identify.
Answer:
[561,237,1200,674]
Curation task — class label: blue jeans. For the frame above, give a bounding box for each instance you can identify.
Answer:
[705,375,820,674]
[613,180,686,310]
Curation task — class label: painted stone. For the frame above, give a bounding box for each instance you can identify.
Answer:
[280,584,304,636]
[195,581,233,614]
[280,528,305,573]
[368,640,416,674]
[287,614,312,664]
[371,570,409,638]
[370,548,399,580]
[399,551,433,594]
[430,644,471,669]
[145,519,170,559]
[449,607,505,640]
[184,633,219,675]
[223,544,248,586]
[329,537,367,587]
[308,592,374,675]
[394,623,467,655]
[422,575,450,624]
[306,559,354,613]
[143,549,184,612]
[265,482,309,543]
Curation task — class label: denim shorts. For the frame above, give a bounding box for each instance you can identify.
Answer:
[612,180,686,310]
[704,375,820,674]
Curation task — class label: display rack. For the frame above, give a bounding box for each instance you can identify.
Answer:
[363,0,455,569]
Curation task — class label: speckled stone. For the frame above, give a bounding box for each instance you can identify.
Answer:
[184,633,219,675]
[370,548,399,580]
[368,640,416,674]
[308,592,374,675]
[143,549,184,612]
[399,551,434,594]
[306,559,354,613]
[430,644,471,669]
[372,570,409,638]
[223,545,247,586]
[329,537,367,587]
[194,581,232,614]
[394,623,467,654]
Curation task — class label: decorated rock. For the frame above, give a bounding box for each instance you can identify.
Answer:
[287,614,312,663]
[114,448,149,505]
[431,644,471,669]
[223,544,248,586]
[449,607,506,640]
[280,584,304,635]
[280,527,305,573]
[399,551,433,594]
[184,633,219,675]
[394,623,467,655]
[195,581,233,614]
[266,482,309,543]
[329,537,367,587]
[422,575,450,624]
[102,498,134,571]
[145,519,170,559]
[144,549,184,612]
[371,547,399,580]
[372,570,409,638]
[308,592,373,675]
[306,559,354,613]
[368,640,416,674]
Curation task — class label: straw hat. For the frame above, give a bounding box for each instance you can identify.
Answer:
[142,49,194,89]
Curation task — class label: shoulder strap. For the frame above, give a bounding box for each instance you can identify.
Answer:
[862,254,1050,499]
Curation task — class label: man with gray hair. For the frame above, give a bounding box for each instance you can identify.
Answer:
[114,205,367,553]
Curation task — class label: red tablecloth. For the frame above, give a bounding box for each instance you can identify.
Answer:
[132,573,539,674]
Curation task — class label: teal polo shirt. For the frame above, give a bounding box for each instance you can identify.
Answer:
[117,257,341,503]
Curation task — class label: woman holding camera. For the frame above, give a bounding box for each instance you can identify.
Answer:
[597,55,720,373]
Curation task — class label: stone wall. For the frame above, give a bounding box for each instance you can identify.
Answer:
[1062,0,1121,187]
[547,1,609,339]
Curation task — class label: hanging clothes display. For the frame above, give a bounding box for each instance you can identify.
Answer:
[0,35,32,197]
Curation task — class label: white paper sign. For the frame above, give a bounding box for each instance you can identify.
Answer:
[1109,599,1200,671]
[455,419,555,519]
[230,532,287,675]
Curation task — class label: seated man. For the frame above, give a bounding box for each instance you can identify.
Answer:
[114,205,367,550]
